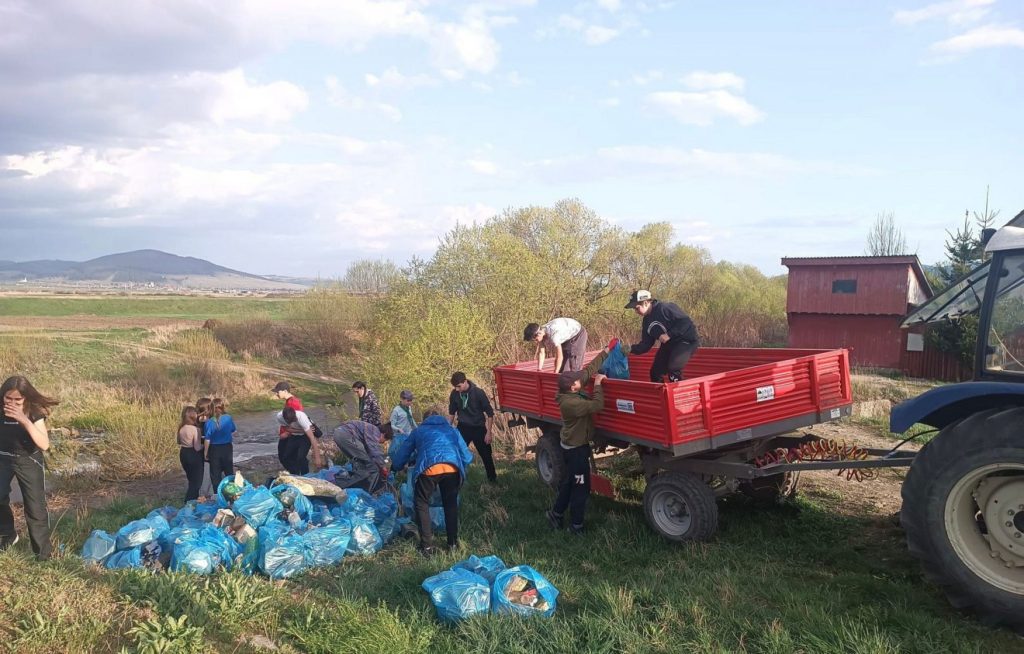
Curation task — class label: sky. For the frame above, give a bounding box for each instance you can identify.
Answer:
[0,0,1022,278]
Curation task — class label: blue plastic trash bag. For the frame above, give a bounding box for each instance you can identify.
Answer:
[196,525,242,571]
[422,569,490,623]
[452,555,506,584]
[217,474,253,507]
[171,541,220,575]
[105,546,143,570]
[171,502,198,527]
[234,488,283,529]
[160,525,199,553]
[345,518,382,556]
[81,530,116,565]
[492,565,559,618]
[302,520,352,567]
[371,493,399,543]
[194,501,220,522]
[388,434,409,461]
[258,525,308,579]
[343,488,377,523]
[115,517,168,551]
[271,484,313,520]
[147,506,178,523]
[600,342,630,380]
[430,507,447,531]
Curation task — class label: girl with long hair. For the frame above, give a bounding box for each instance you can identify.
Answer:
[202,397,236,488]
[178,406,203,501]
[1,375,58,559]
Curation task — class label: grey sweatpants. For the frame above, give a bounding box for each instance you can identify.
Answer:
[560,327,589,372]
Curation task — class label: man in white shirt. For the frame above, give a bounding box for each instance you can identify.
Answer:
[523,317,589,372]
[275,407,323,474]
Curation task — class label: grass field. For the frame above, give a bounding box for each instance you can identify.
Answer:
[0,295,292,320]
[2,461,1022,654]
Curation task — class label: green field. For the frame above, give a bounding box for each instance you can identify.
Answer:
[0,296,292,320]
[2,462,1021,654]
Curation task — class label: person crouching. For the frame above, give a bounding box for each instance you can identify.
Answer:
[390,409,474,557]
[332,420,387,493]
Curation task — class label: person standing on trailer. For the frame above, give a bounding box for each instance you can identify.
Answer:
[626,289,700,383]
[546,340,615,536]
[523,317,588,372]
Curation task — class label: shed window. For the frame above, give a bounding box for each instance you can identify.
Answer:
[832,279,857,294]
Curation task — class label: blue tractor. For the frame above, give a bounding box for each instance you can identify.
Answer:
[895,224,1024,632]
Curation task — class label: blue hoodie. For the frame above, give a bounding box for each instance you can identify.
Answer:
[391,415,474,482]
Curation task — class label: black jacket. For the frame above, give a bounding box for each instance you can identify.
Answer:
[630,300,699,355]
[448,382,494,427]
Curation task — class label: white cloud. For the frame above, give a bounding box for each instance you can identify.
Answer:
[646,90,764,126]
[601,97,621,107]
[429,11,503,76]
[930,23,1024,53]
[681,71,745,91]
[893,0,995,26]
[584,25,620,45]
[596,0,623,12]
[467,158,499,175]
[203,70,308,125]
[364,67,438,90]
[557,14,586,31]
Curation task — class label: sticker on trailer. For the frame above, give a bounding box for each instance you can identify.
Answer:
[756,385,775,402]
[830,408,841,419]
[616,399,636,414]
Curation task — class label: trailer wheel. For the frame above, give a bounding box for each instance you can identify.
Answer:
[535,431,565,490]
[901,407,1024,633]
[643,471,718,542]
[739,472,801,505]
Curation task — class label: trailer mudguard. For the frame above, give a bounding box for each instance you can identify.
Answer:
[890,381,1024,433]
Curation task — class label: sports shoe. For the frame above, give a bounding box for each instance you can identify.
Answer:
[418,545,436,559]
[546,510,563,530]
[568,523,585,536]
[0,534,19,551]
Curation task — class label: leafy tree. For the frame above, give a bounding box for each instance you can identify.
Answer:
[864,211,909,256]
[341,259,401,295]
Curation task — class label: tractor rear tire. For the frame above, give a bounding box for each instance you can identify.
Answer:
[901,407,1024,633]
[739,471,801,505]
[535,431,565,490]
[643,471,718,542]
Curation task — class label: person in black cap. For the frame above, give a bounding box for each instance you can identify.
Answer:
[625,289,700,383]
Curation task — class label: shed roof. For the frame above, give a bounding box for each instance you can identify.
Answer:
[781,255,933,298]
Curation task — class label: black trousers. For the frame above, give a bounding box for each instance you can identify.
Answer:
[458,423,496,481]
[277,436,310,475]
[0,451,51,559]
[414,472,460,549]
[650,340,699,383]
[207,443,234,489]
[552,444,591,528]
[179,447,204,502]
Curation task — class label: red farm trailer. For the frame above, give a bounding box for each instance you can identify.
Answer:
[494,346,912,541]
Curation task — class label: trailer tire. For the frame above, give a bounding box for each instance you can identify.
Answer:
[739,472,801,505]
[535,431,565,490]
[901,407,1024,633]
[643,471,718,542]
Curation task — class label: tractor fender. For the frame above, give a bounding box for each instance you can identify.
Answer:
[890,381,1024,433]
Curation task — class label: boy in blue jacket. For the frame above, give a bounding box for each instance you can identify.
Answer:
[391,410,474,557]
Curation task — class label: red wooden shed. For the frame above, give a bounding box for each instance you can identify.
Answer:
[781,255,933,369]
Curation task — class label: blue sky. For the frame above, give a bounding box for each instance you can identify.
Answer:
[0,0,1021,277]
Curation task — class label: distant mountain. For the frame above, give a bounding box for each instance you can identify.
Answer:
[0,250,309,290]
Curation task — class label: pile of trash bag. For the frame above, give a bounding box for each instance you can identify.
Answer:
[422,555,559,622]
[80,471,403,579]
